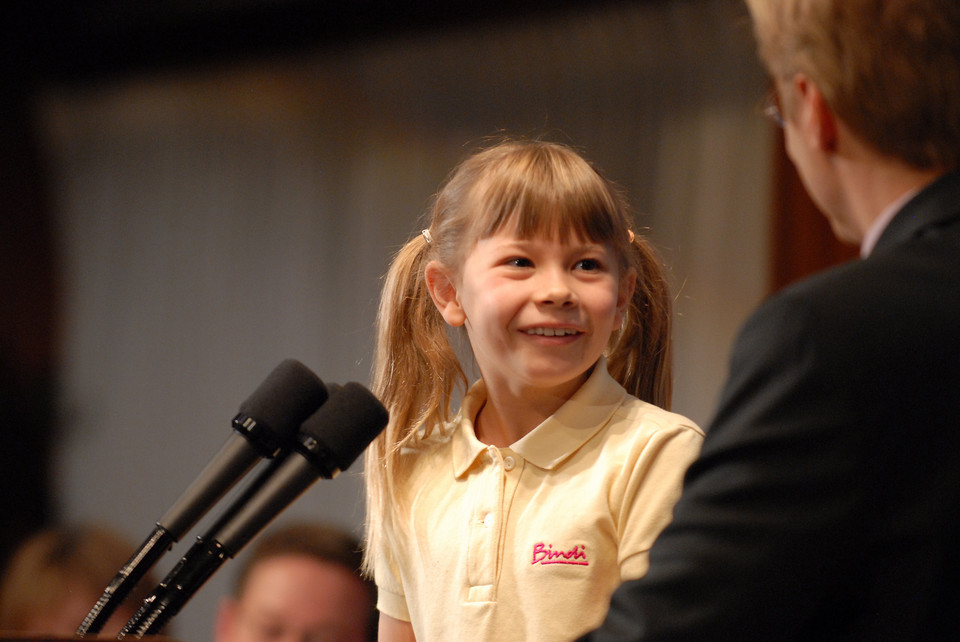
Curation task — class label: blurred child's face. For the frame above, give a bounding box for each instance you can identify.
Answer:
[435,227,633,399]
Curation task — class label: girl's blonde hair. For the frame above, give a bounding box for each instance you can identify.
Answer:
[363,139,672,573]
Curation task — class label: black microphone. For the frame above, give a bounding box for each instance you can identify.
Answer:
[76,359,328,637]
[117,382,388,639]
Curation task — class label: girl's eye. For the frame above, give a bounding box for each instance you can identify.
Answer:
[575,258,602,271]
[507,257,534,268]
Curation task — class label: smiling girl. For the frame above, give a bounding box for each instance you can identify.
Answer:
[364,139,703,641]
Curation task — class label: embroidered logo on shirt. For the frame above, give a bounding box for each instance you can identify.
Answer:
[531,542,589,566]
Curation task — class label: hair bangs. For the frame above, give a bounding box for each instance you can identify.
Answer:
[467,145,624,247]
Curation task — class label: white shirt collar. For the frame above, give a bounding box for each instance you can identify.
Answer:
[860,187,920,257]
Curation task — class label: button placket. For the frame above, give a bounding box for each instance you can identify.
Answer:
[465,445,506,600]
[484,446,505,532]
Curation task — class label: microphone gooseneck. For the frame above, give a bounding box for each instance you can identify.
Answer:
[75,359,327,637]
[118,382,388,639]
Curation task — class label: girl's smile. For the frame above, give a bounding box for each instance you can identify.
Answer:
[426,227,634,413]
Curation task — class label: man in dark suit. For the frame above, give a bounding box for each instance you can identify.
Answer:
[582,1,960,639]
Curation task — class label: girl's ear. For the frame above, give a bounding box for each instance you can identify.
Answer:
[425,260,466,327]
[616,267,637,326]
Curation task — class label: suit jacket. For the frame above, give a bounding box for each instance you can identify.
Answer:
[583,169,960,641]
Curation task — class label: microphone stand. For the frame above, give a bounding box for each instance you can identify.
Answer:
[76,359,327,636]
[118,382,387,638]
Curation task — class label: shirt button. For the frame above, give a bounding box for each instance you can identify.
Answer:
[483,513,494,528]
[503,455,516,471]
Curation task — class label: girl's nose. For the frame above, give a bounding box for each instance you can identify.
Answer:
[536,270,577,306]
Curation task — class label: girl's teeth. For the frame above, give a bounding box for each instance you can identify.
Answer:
[526,328,577,336]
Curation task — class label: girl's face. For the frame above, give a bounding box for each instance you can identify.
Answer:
[427,227,634,400]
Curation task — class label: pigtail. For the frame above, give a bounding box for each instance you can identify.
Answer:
[363,233,466,575]
[606,234,673,410]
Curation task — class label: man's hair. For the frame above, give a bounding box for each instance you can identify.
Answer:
[746,0,960,169]
[233,522,372,599]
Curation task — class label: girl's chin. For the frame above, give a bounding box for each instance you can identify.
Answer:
[510,363,593,392]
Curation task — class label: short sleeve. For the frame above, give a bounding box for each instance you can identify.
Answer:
[373,522,412,622]
[615,421,704,579]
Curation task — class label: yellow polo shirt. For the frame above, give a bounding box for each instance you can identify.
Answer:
[374,360,703,640]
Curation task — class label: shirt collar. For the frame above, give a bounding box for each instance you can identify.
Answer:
[861,187,920,257]
[451,357,627,477]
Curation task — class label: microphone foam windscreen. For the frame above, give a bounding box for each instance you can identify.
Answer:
[300,381,388,472]
[239,359,328,439]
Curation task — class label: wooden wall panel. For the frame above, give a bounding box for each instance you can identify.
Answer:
[769,133,858,293]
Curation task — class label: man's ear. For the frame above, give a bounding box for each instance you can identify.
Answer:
[425,260,466,327]
[792,73,838,153]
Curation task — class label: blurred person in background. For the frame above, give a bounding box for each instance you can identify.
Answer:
[0,523,156,636]
[215,521,376,642]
